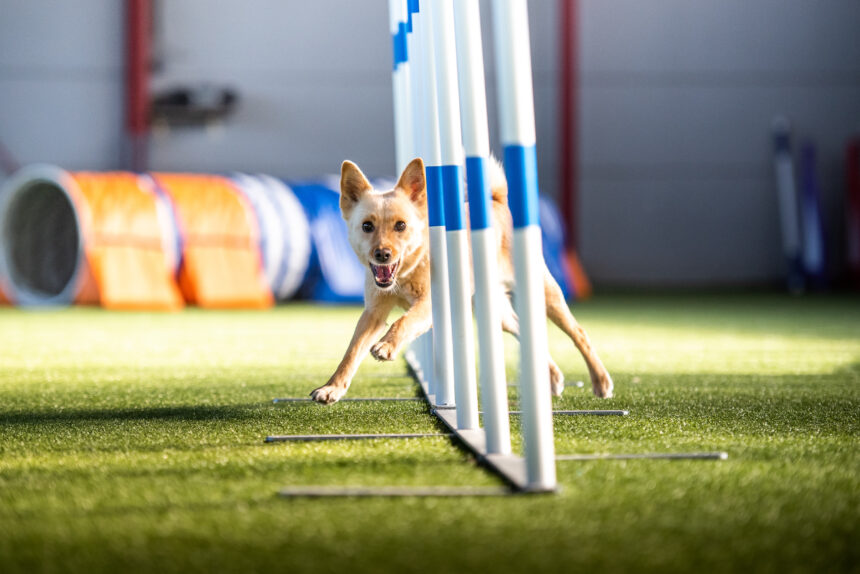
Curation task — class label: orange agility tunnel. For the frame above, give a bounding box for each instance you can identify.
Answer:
[0,165,183,309]
[151,173,272,309]
[0,165,320,309]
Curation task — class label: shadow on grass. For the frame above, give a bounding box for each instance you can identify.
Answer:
[0,404,261,426]
[3,493,279,523]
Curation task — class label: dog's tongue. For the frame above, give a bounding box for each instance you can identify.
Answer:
[372,264,395,284]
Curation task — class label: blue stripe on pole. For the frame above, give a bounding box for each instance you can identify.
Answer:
[465,156,492,230]
[426,165,445,227]
[392,23,409,69]
[407,0,418,32]
[399,21,408,59]
[504,144,540,228]
[441,164,466,231]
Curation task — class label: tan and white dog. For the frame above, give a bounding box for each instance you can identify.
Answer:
[310,157,613,405]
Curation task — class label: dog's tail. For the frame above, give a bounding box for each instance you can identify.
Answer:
[488,155,508,205]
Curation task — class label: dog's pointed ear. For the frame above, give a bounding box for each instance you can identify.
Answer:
[340,160,372,216]
[396,158,426,206]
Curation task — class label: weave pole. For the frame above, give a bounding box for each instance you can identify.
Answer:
[405,1,435,384]
[388,0,413,173]
[407,0,422,161]
[452,0,511,455]
[415,0,456,406]
[429,0,479,430]
[492,0,557,490]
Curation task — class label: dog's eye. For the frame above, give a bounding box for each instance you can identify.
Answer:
[394,221,406,232]
[362,221,374,233]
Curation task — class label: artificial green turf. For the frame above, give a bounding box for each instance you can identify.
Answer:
[0,294,857,573]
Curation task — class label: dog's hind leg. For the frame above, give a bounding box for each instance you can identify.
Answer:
[499,290,566,397]
[542,269,613,398]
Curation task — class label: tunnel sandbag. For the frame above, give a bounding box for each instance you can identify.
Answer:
[230,174,311,301]
[152,174,273,309]
[290,182,365,303]
[0,165,183,309]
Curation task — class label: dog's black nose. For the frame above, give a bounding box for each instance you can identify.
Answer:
[374,248,391,263]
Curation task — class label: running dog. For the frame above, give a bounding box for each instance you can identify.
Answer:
[310,157,613,404]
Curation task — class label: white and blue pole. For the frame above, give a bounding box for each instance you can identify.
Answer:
[407,0,435,389]
[407,0,423,162]
[492,0,556,490]
[453,0,511,454]
[389,0,413,173]
[416,1,456,407]
[390,0,420,370]
[429,0,479,429]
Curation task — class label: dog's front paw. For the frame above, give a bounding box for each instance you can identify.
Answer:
[370,340,398,361]
[310,383,348,405]
[591,371,614,398]
[549,362,565,397]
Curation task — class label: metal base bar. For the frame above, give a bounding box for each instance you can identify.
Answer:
[557,452,728,461]
[508,381,585,388]
[405,351,538,492]
[272,397,424,404]
[476,409,629,416]
[405,350,725,485]
[265,433,451,443]
[432,405,531,490]
[515,409,628,416]
[269,353,723,497]
[279,486,514,498]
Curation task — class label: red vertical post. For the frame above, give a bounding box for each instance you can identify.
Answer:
[126,0,151,171]
[559,0,578,249]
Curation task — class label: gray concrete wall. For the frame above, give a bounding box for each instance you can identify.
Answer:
[577,0,860,286]
[1,1,858,286]
[147,0,560,188]
[0,1,124,170]
[149,0,395,177]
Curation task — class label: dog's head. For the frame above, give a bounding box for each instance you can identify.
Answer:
[339,158,427,290]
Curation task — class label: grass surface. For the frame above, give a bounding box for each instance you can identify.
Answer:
[0,293,857,573]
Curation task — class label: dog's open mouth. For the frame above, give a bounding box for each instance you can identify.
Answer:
[370,262,399,288]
